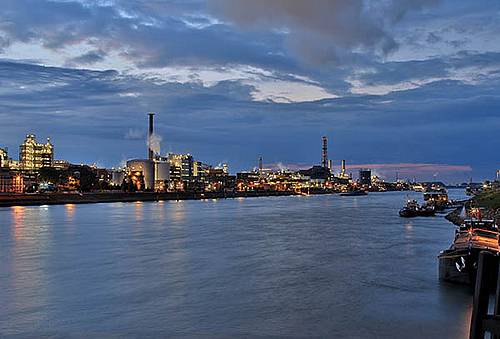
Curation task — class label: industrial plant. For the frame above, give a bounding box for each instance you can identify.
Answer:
[0,113,408,196]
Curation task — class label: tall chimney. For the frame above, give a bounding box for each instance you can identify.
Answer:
[148,113,155,160]
[322,136,328,168]
[341,160,346,177]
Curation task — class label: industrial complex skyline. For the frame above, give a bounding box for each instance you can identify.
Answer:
[0,1,498,181]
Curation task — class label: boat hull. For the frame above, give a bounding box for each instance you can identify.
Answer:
[438,249,498,287]
[399,208,435,218]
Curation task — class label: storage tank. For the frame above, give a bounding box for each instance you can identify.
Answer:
[111,170,125,186]
[154,160,170,191]
[127,159,155,190]
[155,161,170,181]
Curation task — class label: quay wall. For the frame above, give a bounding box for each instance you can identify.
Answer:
[0,190,299,207]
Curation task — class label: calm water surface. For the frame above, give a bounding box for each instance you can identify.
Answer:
[0,190,472,338]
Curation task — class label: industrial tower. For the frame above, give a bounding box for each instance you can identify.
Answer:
[148,113,155,160]
[322,136,328,168]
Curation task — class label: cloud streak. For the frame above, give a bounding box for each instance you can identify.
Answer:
[209,0,439,64]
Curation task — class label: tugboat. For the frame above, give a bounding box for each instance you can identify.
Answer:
[399,199,435,217]
[340,190,368,197]
[438,212,499,286]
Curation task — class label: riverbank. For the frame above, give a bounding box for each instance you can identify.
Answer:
[445,190,500,225]
[0,190,300,207]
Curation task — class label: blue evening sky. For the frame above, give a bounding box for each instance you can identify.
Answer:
[0,0,499,182]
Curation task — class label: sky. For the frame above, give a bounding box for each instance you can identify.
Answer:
[0,0,499,183]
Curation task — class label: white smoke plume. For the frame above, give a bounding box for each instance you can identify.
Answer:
[147,133,162,157]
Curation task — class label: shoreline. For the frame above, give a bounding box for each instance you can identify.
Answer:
[445,190,500,226]
[0,190,303,208]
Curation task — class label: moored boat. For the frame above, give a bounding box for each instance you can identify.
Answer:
[399,199,435,217]
[438,218,500,286]
[423,189,449,211]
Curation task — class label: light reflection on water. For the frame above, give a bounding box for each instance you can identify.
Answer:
[0,190,472,338]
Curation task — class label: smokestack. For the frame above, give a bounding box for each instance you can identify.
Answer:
[258,156,263,174]
[322,136,328,168]
[148,113,155,160]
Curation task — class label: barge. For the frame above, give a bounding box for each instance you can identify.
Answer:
[438,218,499,286]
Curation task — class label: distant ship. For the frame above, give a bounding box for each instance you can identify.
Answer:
[423,189,450,211]
[438,216,499,286]
[340,190,368,197]
[399,199,435,217]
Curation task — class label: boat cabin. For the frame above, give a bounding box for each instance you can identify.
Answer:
[423,191,449,204]
[454,219,499,252]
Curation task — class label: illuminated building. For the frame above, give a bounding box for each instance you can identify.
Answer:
[359,169,372,186]
[0,148,7,168]
[110,169,126,186]
[154,160,170,191]
[0,169,24,193]
[194,161,211,184]
[299,166,330,181]
[236,171,260,191]
[206,167,236,192]
[127,159,155,191]
[167,153,194,183]
[19,134,53,171]
[53,160,70,170]
[95,168,112,185]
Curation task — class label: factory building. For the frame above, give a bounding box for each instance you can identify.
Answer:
[154,160,170,191]
[19,134,53,171]
[0,169,24,193]
[299,166,330,182]
[359,169,372,186]
[0,148,7,168]
[110,169,126,187]
[127,159,155,191]
[338,160,350,180]
[125,113,171,191]
[167,153,194,184]
[52,160,70,170]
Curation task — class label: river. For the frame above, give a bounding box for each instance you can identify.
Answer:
[0,190,472,338]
